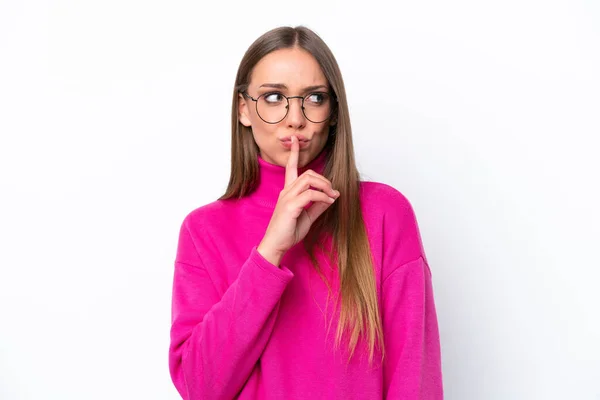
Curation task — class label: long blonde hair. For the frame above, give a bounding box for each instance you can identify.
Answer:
[219,26,384,365]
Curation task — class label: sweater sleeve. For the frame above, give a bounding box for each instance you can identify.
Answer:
[382,257,443,399]
[168,216,294,400]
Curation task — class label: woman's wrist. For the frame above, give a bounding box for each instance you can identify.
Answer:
[257,242,284,268]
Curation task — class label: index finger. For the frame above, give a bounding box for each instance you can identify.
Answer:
[284,135,299,187]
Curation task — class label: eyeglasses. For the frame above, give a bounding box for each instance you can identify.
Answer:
[241,91,336,124]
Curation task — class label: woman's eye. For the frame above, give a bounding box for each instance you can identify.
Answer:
[307,93,325,104]
[264,93,284,103]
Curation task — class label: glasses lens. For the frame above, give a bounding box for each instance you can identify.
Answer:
[303,92,332,123]
[257,93,288,123]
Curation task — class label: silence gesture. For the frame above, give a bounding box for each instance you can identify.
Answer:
[257,135,340,267]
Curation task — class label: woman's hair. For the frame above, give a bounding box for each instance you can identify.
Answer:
[218,25,384,366]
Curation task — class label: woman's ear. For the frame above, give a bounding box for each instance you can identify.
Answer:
[329,112,338,126]
[238,93,252,127]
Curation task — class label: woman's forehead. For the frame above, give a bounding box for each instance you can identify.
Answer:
[251,48,327,90]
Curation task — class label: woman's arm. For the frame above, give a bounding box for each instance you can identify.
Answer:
[168,217,294,400]
[379,186,443,399]
[382,256,443,399]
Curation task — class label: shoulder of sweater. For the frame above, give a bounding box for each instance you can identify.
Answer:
[359,180,415,215]
[360,181,428,271]
[181,198,238,230]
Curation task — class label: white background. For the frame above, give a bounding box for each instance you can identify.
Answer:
[1,0,599,399]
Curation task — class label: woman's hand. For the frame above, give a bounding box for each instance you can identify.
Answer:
[257,135,340,267]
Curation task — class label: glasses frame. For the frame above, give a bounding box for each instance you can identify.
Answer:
[241,90,337,124]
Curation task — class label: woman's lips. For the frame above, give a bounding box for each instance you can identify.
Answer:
[280,140,310,149]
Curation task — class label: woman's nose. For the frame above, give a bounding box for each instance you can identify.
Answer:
[285,97,306,127]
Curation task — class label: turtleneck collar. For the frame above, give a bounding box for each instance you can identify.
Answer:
[248,147,329,208]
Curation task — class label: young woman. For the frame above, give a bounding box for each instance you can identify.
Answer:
[168,26,443,399]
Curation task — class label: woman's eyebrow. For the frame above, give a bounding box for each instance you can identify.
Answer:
[258,83,328,92]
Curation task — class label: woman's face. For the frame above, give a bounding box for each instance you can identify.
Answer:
[238,47,334,168]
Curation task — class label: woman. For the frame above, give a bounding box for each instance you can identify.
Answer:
[169,26,443,399]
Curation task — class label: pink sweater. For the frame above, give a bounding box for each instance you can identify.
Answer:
[168,148,443,399]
